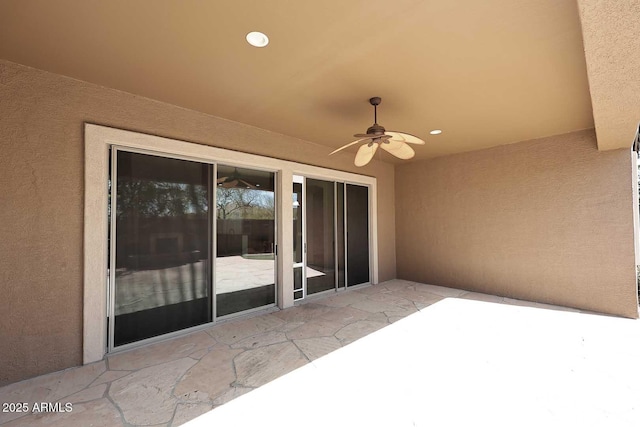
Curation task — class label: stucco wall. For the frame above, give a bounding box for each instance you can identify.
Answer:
[0,60,396,385]
[396,129,638,318]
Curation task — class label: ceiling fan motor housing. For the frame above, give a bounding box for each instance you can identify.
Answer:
[367,123,386,135]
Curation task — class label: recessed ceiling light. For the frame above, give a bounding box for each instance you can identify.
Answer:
[246,31,269,48]
[429,129,442,135]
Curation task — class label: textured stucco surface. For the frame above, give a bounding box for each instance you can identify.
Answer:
[395,129,638,318]
[577,0,640,151]
[0,60,396,385]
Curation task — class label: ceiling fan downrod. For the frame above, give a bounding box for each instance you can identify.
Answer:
[367,97,386,136]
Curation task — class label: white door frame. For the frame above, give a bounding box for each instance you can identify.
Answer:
[83,123,378,364]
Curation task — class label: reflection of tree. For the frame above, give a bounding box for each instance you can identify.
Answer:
[217,188,274,219]
[117,180,208,218]
[116,179,274,220]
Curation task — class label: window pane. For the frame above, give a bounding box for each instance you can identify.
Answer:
[306,178,335,294]
[293,182,303,264]
[216,165,276,317]
[114,151,212,346]
[294,266,303,291]
[337,182,345,288]
[347,184,370,286]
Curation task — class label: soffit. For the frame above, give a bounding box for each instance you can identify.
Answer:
[576,0,640,152]
[0,0,595,162]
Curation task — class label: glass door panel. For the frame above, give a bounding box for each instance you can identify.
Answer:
[113,150,212,347]
[293,179,304,300]
[306,178,335,295]
[337,182,346,288]
[293,266,304,301]
[216,165,276,317]
[346,184,370,286]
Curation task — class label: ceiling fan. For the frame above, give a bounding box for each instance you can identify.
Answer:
[217,168,258,189]
[330,97,425,167]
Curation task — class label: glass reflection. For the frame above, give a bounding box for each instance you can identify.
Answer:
[337,182,345,288]
[347,184,370,286]
[114,151,212,346]
[216,165,276,317]
[293,182,303,264]
[306,178,335,294]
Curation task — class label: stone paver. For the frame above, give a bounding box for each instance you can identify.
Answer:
[108,331,215,371]
[316,291,367,307]
[234,342,308,388]
[367,291,416,309]
[89,371,131,387]
[109,358,197,425]
[318,306,370,324]
[64,384,107,404]
[206,315,284,345]
[393,288,445,305]
[231,331,289,349]
[174,346,242,401]
[0,280,576,427]
[351,298,404,314]
[171,403,213,427]
[285,319,344,340]
[270,303,334,323]
[48,362,107,402]
[4,398,122,427]
[0,362,106,425]
[335,320,388,345]
[293,337,342,361]
[211,387,253,406]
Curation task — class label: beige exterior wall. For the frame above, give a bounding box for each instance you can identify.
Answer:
[0,60,396,385]
[396,129,638,318]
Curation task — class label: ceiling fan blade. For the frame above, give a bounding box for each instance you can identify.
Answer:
[385,131,425,145]
[354,143,379,167]
[239,179,259,189]
[380,140,415,160]
[216,176,228,183]
[330,139,369,155]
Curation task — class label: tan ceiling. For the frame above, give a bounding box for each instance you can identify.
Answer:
[0,0,603,162]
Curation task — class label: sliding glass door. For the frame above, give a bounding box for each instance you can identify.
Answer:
[306,178,336,295]
[346,184,370,286]
[336,183,346,288]
[215,165,276,317]
[109,148,370,348]
[293,178,304,300]
[110,151,277,349]
[112,151,213,347]
[292,177,370,300]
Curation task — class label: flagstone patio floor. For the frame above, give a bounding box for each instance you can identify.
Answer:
[0,279,631,426]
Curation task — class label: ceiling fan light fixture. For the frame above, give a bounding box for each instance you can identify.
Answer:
[246,31,269,47]
[429,129,442,135]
